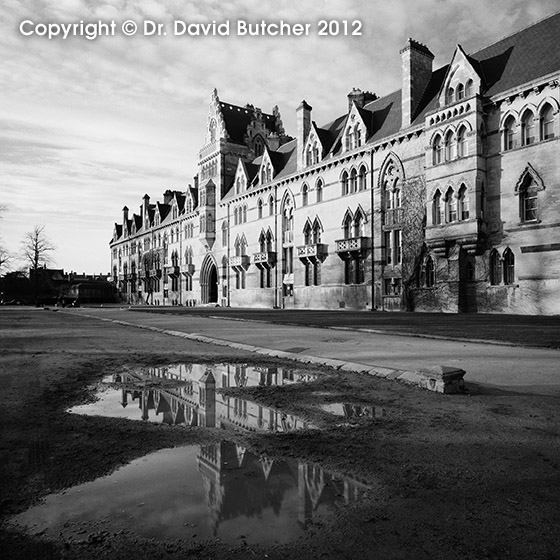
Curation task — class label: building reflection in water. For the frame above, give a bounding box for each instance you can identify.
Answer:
[10,439,369,543]
[197,440,369,535]
[73,364,316,432]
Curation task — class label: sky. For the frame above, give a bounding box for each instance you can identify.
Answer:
[1,0,559,275]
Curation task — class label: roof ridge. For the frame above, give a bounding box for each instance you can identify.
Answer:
[219,100,275,118]
[469,9,560,57]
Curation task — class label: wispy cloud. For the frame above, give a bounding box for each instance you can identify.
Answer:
[1,0,559,273]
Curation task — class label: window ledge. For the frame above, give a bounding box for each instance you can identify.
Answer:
[517,220,541,226]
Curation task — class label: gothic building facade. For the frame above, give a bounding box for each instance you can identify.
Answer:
[110,13,560,314]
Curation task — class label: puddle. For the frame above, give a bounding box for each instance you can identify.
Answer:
[10,441,368,545]
[320,403,384,419]
[69,364,316,432]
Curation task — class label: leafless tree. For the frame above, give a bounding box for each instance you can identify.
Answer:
[0,245,12,273]
[0,205,12,273]
[21,225,55,274]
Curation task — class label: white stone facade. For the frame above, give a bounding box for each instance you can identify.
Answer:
[110,15,560,314]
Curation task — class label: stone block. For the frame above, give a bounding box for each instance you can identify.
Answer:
[417,365,466,394]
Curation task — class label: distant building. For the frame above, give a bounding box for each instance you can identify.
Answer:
[110,13,560,314]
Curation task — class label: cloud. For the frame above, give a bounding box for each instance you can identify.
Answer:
[1,0,559,273]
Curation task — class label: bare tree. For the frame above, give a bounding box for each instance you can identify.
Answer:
[0,245,12,273]
[0,205,11,274]
[22,225,55,270]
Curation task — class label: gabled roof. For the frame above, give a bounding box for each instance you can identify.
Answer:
[157,202,171,222]
[266,141,297,181]
[219,102,277,143]
[174,193,186,214]
[469,11,560,97]
[133,214,142,231]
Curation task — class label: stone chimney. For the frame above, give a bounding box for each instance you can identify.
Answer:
[122,206,129,225]
[163,190,174,204]
[347,88,378,111]
[296,100,312,169]
[142,194,150,229]
[400,39,434,128]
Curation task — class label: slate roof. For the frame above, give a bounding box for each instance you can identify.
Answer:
[322,11,560,151]
[469,11,560,96]
[219,102,277,144]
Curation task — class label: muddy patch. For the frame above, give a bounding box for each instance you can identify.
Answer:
[9,441,369,546]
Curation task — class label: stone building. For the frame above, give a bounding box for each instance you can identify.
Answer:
[110,13,560,314]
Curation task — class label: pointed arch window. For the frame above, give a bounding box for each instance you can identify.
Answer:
[316,179,323,203]
[303,222,312,245]
[503,116,517,151]
[221,221,228,247]
[521,110,536,146]
[503,248,515,285]
[465,79,473,98]
[268,195,274,216]
[354,125,362,148]
[354,210,365,237]
[302,183,309,207]
[432,190,443,225]
[341,170,349,195]
[343,212,353,238]
[349,168,357,194]
[257,198,263,219]
[445,188,457,223]
[242,205,247,224]
[425,256,435,288]
[313,141,320,164]
[254,136,265,157]
[358,165,367,191]
[444,130,455,161]
[541,103,555,140]
[519,175,538,222]
[458,184,469,221]
[489,249,501,285]
[457,125,467,157]
[233,207,239,225]
[446,87,454,105]
[433,134,443,165]
[456,83,465,101]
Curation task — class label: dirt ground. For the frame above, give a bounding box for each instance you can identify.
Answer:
[0,308,559,560]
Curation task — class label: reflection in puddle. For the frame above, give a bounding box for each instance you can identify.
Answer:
[69,364,316,432]
[10,441,368,545]
[321,403,384,419]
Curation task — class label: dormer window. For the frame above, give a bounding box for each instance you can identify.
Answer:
[446,87,454,105]
[254,135,265,157]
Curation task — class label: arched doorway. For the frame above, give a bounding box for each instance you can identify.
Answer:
[200,255,219,304]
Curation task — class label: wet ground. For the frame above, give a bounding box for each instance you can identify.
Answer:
[1,308,559,560]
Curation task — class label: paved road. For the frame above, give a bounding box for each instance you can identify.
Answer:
[59,307,560,397]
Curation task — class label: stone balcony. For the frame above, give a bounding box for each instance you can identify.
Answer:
[181,264,195,276]
[335,237,370,255]
[252,251,277,266]
[229,255,250,268]
[166,265,180,277]
[296,243,328,262]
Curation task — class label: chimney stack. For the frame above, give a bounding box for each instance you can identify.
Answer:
[400,39,434,128]
[296,100,312,169]
[347,88,378,111]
